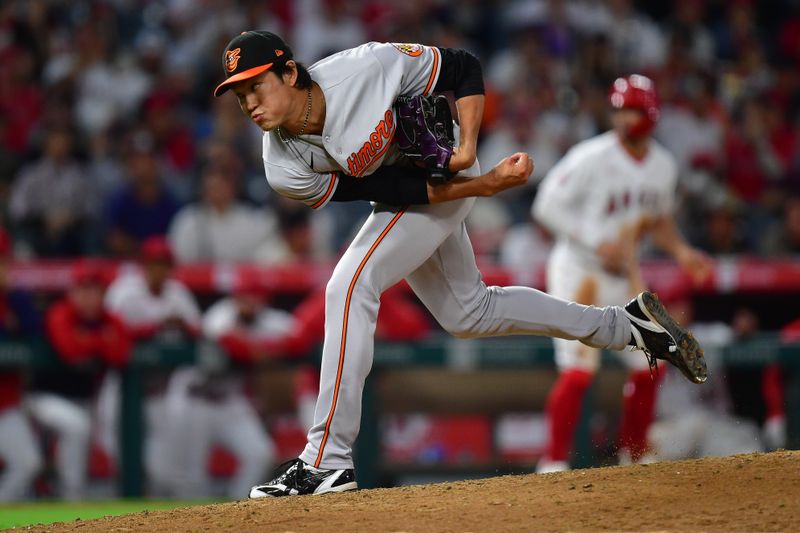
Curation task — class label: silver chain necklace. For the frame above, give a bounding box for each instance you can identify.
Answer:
[278,87,312,142]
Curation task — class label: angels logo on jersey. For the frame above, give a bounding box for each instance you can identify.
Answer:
[391,43,423,57]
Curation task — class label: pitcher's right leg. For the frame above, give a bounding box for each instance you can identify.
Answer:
[405,225,632,349]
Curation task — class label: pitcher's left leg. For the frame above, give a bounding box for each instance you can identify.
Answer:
[299,199,475,471]
[249,200,476,498]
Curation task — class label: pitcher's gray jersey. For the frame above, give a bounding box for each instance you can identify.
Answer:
[263,42,441,209]
[256,42,634,472]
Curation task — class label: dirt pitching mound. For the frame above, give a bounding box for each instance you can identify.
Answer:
[31,451,800,532]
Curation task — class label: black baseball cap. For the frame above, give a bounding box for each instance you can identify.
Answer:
[213,30,293,97]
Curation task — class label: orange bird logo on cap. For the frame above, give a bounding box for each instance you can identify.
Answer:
[225,48,241,72]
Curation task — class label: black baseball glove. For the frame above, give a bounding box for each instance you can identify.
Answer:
[394,94,455,184]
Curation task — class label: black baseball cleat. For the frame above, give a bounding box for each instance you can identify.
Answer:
[625,291,707,384]
[249,458,357,498]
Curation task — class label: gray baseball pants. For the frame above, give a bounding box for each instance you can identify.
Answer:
[299,195,632,470]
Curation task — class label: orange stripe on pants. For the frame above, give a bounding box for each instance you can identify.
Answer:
[314,207,407,467]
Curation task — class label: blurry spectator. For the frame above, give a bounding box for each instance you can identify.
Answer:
[103,236,200,495]
[103,135,181,258]
[293,0,366,62]
[200,138,266,205]
[0,229,43,501]
[762,59,799,120]
[499,216,553,287]
[478,100,561,183]
[275,201,331,262]
[725,97,795,206]
[712,0,759,63]
[487,30,553,95]
[577,34,618,89]
[605,0,666,71]
[141,91,196,194]
[649,301,768,459]
[171,280,300,499]
[478,91,576,222]
[538,0,577,60]
[105,237,200,341]
[206,99,262,178]
[27,261,131,499]
[0,117,22,225]
[86,130,127,203]
[666,0,715,68]
[0,42,43,155]
[465,198,513,260]
[656,75,724,176]
[694,203,751,255]
[761,195,800,255]
[725,308,787,451]
[9,127,98,257]
[45,20,151,136]
[168,170,288,264]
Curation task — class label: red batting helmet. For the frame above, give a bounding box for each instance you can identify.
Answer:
[609,74,660,138]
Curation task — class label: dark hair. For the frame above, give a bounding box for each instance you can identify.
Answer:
[273,60,312,90]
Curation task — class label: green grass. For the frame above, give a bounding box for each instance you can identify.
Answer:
[0,500,215,530]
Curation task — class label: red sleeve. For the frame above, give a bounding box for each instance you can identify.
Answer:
[219,331,258,363]
[254,334,310,358]
[780,317,800,343]
[99,313,132,367]
[376,292,430,341]
[293,364,319,399]
[182,322,201,338]
[0,372,23,411]
[292,287,326,342]
[762,364,785,420]
[46,301,100,364]
[281,284,430,353]
[256,287,326,357]
[128,323,160,340]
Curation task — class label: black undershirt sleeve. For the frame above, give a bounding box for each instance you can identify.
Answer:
[433,47,484,98]
[330,165,430,205]
[328,48,483,207]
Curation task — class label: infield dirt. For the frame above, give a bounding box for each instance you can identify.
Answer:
[19,450,800,532]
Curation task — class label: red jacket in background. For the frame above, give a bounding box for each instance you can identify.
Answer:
[0,372,23,412]
[46,299,132,368]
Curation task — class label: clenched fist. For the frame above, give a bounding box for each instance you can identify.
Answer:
[481,152,534,196]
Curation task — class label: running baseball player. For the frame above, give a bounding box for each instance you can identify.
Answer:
[533,75,714,473]
[213,31,707,498]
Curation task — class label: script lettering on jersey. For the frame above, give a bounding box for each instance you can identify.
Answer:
[606,189,661,214]
[346,109,395,176]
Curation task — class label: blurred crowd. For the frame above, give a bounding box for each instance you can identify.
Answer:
[0,231,431,500]
[1,0,800,501]
[1,0,799,262]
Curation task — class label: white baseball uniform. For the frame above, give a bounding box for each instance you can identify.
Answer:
[104,270,202,330]
[0,406,42,500]
[168,297,295,499]
[533,131,678,371]
[264,42,634,470]
[103,270,202,494]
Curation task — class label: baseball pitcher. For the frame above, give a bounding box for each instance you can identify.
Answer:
[213,31,707,498]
